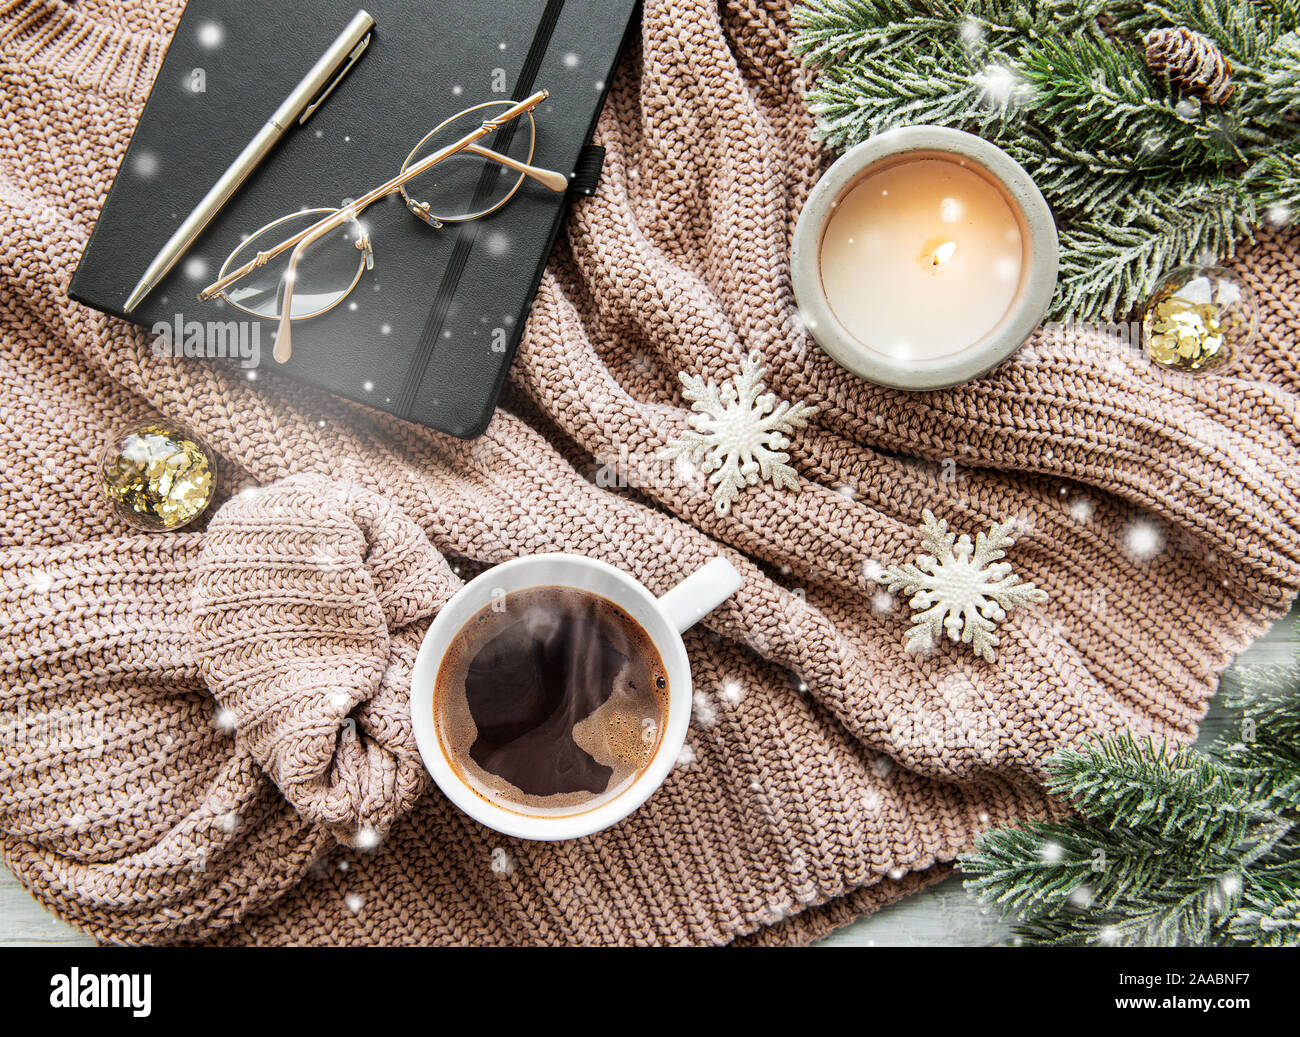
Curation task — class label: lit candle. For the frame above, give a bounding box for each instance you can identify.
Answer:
[821,158,1023,360]
[791,128,1057,391]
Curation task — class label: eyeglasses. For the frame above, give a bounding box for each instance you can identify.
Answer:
[198,89,566,363]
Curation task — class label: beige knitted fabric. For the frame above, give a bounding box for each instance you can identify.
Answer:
[2,0,1299,946]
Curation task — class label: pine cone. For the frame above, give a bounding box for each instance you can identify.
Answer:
[1144,26,1234,104]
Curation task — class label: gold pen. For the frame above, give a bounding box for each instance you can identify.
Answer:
[123,10,376,314]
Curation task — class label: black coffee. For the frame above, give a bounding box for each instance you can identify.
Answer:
[434,587,669,812]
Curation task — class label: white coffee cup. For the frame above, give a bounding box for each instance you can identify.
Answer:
[409,553,742,840]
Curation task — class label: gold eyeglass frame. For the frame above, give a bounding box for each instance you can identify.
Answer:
[198,89,567,364]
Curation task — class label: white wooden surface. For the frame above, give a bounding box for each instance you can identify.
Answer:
[3,602,1295,947]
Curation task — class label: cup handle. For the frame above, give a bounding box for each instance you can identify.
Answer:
[656,557,743,634]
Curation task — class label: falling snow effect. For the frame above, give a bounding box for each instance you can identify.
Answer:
[883,510,1048,663]
[1125,519,1164,559]
[132,151,160,179]
[973,63,1032,111]
[1265,202,1292,228]
[660,349,817,516]
[196,20,224,48]
[312,548,344,574]
[1141,130,1167,156]
[26,570,53,594]
[692,690,717,728]
[355,825,381,851]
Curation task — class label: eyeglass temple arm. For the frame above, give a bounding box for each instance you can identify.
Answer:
[272,237,312,363]
[462,143,568,192]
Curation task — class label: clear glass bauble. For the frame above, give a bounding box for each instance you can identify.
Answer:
[1140,265,1257,373]
[99,422,217,531]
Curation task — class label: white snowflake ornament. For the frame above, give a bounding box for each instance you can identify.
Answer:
[882,510,1047,663]
[660,349,816,516]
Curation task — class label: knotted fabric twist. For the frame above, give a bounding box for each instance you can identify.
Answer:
[191,475,461,843]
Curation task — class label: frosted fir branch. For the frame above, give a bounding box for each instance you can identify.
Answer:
[1216,681,1300,799]
[1219,660,1300,711]
[962,674,1300,946]
[1262,31,1300,103]
[802,42,1024,147]
[792,0,983,66]
[1108,0,1297,65]
[1020,35,1249,169]
[1256,151,1300,216]
[964,817,1268,946]
[1244,30,1300,125]
[961,820,1172,918]
[795,1,1095,143]
[793,0,1106,67]
[1230,893,1300,947]
[1044,733,1267,845]
[1084,874,1240,946]
[1107,876,1240,946]
[1000,133,1192,219]
[1054,179,1255,319]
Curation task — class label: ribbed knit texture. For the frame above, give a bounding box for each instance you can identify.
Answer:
[1,0,1298,945]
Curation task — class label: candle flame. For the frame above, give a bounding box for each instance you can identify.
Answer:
[919,238,958,269]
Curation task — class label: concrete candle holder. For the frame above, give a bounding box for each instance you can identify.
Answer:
[791,126,1059,391]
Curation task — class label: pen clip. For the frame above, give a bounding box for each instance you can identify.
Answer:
[299,32,372,125]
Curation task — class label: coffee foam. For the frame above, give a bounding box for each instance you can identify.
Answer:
[434,586,670,816]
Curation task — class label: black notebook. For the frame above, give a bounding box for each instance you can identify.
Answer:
[70,0,639,438]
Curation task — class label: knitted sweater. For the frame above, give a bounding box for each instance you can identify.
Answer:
[1,0,1298,946]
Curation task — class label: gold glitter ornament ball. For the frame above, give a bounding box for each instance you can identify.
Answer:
[99,423,217,531]
[1141,265,1257,373]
